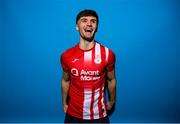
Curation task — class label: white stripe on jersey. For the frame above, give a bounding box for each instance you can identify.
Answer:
[105,47,109,62]
[84,50,92,63]
[93,88,100,119]
[94,43,102,64]
[83,89,92,119]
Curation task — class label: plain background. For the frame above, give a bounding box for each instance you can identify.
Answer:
[0,0,179,123]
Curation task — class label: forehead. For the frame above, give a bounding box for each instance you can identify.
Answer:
[79,16,97,20]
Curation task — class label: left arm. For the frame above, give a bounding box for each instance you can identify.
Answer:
[107,69,116,110]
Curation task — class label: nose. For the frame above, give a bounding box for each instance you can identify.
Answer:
[86,21,92,26]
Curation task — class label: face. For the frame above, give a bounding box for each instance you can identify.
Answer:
[76,16,98,42]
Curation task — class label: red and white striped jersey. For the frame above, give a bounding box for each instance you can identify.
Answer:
[61,41,115,120]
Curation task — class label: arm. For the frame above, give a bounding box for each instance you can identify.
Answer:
[61,71,70,113]
[107,69,116,110]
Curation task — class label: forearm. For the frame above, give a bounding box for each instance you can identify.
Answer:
[61,79,70,105]
[108,78,116,103]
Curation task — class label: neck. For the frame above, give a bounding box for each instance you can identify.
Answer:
[79,38,95,50]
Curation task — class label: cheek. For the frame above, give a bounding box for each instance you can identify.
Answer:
[80,26,86,32]
[93,25,97,29]
[77,25,84,31]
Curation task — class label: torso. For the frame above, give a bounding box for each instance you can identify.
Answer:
[61,42,113,119]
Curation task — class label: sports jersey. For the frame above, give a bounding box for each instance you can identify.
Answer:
[61,41,115,120]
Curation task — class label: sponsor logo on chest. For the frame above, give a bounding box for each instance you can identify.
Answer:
[71,68,100,81]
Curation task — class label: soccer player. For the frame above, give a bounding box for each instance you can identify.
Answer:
[60,9,116,123]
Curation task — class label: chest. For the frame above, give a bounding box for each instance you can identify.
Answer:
[67,50,108,77]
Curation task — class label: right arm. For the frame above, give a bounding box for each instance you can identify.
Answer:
[61,71,70,113]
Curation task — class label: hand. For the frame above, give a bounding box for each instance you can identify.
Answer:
[107,101,115,110]
[63,104,68,113]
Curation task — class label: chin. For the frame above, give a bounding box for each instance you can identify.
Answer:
[80,33,95,42]
[84,37,94,42]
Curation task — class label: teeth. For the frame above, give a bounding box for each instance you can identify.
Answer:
[85,30,92,32]
[85,28,93,32]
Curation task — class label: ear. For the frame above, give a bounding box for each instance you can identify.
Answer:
[76,24,79,31]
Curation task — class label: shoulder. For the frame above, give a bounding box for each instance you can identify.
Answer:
[61,44,78,59]
[97,41,115,57]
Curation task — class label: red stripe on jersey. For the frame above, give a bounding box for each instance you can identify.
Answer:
[90,89,95,120]
[98,86,103,118]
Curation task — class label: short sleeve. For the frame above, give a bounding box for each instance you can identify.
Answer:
[60,53,69,72]
[106,50,115,72]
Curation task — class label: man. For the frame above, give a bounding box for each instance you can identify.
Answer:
[60,9,116,123]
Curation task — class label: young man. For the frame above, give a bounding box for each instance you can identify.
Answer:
[60,9,116,123]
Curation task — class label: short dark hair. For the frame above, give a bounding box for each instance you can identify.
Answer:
[76,9,99,25]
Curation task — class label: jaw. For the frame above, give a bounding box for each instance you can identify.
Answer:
[80,31,95,42]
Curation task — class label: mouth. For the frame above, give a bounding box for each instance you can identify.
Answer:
[84,28,93,33]
[81,28,95,42]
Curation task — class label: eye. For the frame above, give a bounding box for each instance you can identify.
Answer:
[81,18,87,23]
[91,19,97,24]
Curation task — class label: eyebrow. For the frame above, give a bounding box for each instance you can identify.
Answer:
[80,18,87,21]
[80,18,97,22]
[91,19,97,22]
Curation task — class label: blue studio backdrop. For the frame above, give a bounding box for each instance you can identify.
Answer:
[1,0,179,123]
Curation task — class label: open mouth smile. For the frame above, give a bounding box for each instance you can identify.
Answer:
[85,29,93,32]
